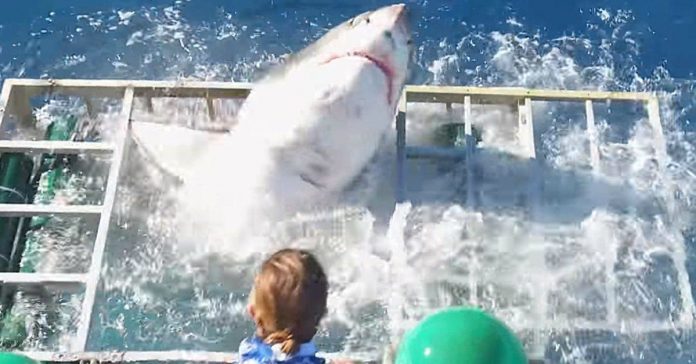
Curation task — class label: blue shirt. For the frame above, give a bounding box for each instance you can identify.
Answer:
[238,336,326,364]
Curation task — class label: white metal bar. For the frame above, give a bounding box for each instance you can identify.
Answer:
[7,78,253,91]
[5,78,253,99]
[463,95,475,208]
[518,98,536,159]
[585,100,601,170]
[0,204,103,217]
[673,244,696,327]
[207,96,216,120]
[395,94,407,203]
[0,79,16,130]
[645,96,695,326]
[0,273,86,285]
[520,97,542,246]
[6,78,649,100]
[144,96,154,113]
[74,87,134,351]
[18,350,381,363]
[20,351,236,363]
[123,351,236,363]
[5,78,657,102]
[12,323,690,362]
[19,351,374,363]
[463,95,478,305]
[405,85,652,103]
[0,140,114,154]
[8,84,33,126]
[15,350,552,364]
[530,319,689,333]
[84,98,97,119]
[646,96,668,164]
[464,96,472,136]
[518,97,548,355]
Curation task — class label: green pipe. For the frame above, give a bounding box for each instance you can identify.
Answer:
[0,154,34,273]
[433,122,481,148]
[0,114,78,349]
[21,114,78,274]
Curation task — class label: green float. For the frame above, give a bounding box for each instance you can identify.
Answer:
[432,122,481,148]
[395,307,528,364]
[0,352,41,364]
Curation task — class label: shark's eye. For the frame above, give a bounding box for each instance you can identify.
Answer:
[349,14,371,27]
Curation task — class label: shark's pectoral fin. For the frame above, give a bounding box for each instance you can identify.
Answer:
[130,121,227,183]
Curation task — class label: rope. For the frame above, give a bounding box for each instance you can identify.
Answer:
[0,186,26,201]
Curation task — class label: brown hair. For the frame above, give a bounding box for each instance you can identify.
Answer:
[250,248,328,354]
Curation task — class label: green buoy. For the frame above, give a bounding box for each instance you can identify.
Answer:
[433,123,482,148]
[395,307,528,364]
[0,352,40,364]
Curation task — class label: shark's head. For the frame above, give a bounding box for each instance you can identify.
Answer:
[280,4,413,106]
[322,4,412,104]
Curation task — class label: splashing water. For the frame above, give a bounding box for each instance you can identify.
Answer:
[385,202,413,344]
[1,2,696,363]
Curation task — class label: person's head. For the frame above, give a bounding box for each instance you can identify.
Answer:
[248,248,329,354]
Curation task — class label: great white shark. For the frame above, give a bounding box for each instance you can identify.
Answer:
[131,4,412,244]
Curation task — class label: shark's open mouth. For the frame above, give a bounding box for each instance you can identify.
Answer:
[322,52,395,104]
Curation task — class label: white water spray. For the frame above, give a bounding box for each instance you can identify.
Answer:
[385,202,412,344]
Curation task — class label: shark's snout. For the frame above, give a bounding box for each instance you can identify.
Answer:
[390,3,407,13]
[389,3,410,34]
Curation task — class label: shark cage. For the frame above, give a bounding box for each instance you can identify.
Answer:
[0,78,693,363]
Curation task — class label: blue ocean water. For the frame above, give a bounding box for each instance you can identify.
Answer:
[1,1,696,363]
[1,1,695,127]
[1,0,695,80]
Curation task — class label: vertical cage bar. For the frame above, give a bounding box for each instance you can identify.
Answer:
[396,94,407,203]
[464,95,476,209]
[0,81,32,131]
[585,100,601,170]
[0,80,15,131]
[517,97,536,159]
[646,96,667,164]
[74,87,135,351]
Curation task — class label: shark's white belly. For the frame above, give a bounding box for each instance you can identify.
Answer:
[233,57,395,213]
